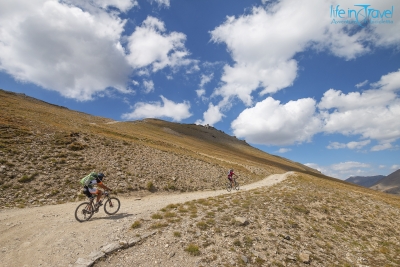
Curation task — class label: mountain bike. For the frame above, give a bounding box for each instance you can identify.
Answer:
[74,191,120,222]
[226,178,239,192]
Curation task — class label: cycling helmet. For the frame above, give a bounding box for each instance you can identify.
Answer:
[97,173,105,181]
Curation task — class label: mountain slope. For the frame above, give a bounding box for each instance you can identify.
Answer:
[0,89,322,208]
[370,169,400,194]
[345,175,385,187]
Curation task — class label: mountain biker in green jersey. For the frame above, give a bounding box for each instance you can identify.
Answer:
[82,173,112,208]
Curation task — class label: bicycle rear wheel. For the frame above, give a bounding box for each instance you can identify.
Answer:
[75,202,94,222]
[226,182,232,192]
[104,197,120,215]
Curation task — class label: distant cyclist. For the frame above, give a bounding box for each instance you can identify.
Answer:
[80,172,112,208]
[227,169,238,188]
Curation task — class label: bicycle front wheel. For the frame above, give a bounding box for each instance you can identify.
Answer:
[234,182,240,191]
[226,182,232,192]
[75,202,94,222]
[104,197,120,215]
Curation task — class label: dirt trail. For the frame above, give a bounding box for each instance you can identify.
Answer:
[0,172,291,267]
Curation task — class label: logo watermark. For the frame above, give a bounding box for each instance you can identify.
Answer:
[330,4,394,26]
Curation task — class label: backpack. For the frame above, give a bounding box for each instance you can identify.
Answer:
[80,172,98,186]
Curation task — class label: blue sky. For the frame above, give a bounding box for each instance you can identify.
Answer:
[1,0,399,179]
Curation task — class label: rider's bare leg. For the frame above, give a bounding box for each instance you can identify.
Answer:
[96,190,103,203]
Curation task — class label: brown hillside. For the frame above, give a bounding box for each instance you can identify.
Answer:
[370,169,400,195]
[0,89,322,208]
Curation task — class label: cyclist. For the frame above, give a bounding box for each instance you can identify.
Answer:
[82,172,112,208]
[227,169,238,188]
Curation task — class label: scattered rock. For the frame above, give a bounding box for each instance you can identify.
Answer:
[299,252,311,264]
[234,217,249,226]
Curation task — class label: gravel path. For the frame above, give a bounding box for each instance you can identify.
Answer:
[0,173,290,267]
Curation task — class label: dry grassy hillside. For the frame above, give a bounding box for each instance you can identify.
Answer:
[0,89,321,208]
[97,173,400,267]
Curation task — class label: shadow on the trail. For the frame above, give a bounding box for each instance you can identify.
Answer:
[91,212,134,221]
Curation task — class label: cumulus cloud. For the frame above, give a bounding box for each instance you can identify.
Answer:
[277,148,291,153]
[143,80,154,94]
[355,80,368,88]
[207,0,400,128]
[331,161,370,171]
[126,16,193,72]
[196,89,206,98]
[209,0,377,108]
[306,161,372,179]
[64,0,138,13]
[196,103,225,126]
[0,0,131,100]
[371,68,400,91]
[327,140,371,150]
[231,68,400,149]
[231,97,321,146]
[391,165,400,170]
[371,142,392,151]
[149,0,170,8]
[121,95,192,121]
[319,86,400,143]
[195,73,213,100]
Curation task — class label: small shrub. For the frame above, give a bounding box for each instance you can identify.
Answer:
[196,221,208,230]
[149,222,168,229]
[131,221,141,229]
[173,231,181,237]
[68,141,87,151]
[146,181,154,191]
[151,213,163,219]
[18,172,39,183]
[164,212,177,218]
[233,239,241,246]
[185,244,200,256]
[166,203,178,209]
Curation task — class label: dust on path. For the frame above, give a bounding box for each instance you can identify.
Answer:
[0,172,291,267]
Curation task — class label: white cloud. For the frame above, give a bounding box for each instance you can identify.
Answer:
[199,74,213,88]
[126,16,192,72]
[0,0,132,101]
[305,162,369,179]
[228,67,400,149]
[319,86,400,143]
[231,97,321,146]
[208,0,400,126]
[122,95,192,121]
[391,165,400,170]
[143,80,154,94]
[379,165,386,169]
[318,88,395,112]
[195,73,213,100]
[209,0,374,107]
[149,0,170,8]
[371,68,400,91]
[371,142,392,151]
[327,140,370,150]
[331,161,370,172]
[326,142,346,149]
[347,140,371,149]
[196,89,206,98]
[196,103,225,126]
[64,0,138,13]
[355,80,368,88]
[277,148,291,153]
